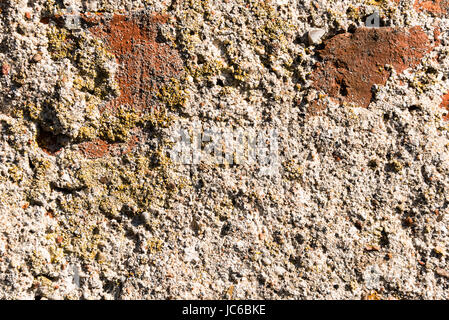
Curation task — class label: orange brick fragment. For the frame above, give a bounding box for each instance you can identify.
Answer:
[311,27,433,108]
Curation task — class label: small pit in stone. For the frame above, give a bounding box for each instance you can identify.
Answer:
[36,128,70,155]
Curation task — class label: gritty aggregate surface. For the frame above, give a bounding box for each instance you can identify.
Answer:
[0,0,449,300]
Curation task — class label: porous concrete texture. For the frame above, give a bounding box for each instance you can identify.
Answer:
[0,0,449,300]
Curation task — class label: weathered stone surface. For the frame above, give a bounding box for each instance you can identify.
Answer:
[441,92,449,121]
[77,13,184,158]
[415,0,449,16]
[0,0,449,301]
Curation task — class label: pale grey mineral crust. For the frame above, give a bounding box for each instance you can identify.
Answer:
[0,0,449,300]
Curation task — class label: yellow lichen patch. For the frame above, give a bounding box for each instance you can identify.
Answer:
[147,238,163,254]
[187,59,225,83]
[97,104,140,143]
[158,78,189,110]
[47,26,73,60]
[8,165,23,183]
[364,290,382,300]
[282,159,303,181]
[73,35,119,99]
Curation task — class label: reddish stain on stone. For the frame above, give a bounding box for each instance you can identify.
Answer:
[414,0,449,16]
[311,27,433,108]
[37,12,183,158]
[79,139,110,159]
[88,13,183,113]
[440,92,449,121]
[122,135,140,155]
[434,25,441,46]
[1,62,10,76]
[79,12,183,159]
[307,99,327,118]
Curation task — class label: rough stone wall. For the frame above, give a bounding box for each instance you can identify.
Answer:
[0,0,449,299]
